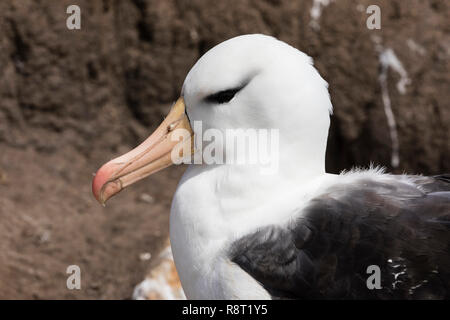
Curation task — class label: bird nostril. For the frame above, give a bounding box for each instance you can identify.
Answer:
[168,123,176,132]
[168,118,185,132]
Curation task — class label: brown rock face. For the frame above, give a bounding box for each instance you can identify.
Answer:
[0,0,448,299]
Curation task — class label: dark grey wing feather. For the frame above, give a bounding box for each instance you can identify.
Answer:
[230,174,450,299]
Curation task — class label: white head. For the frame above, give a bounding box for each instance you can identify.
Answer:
[93,34,333,205]
[183,34,332,177]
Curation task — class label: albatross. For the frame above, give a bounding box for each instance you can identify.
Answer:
[92,34,450,299]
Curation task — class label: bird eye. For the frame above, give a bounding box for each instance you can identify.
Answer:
[204,86,243,104]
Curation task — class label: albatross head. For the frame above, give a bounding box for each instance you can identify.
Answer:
[92,34,332,205]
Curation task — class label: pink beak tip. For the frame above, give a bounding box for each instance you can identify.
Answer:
[92,162,118,204]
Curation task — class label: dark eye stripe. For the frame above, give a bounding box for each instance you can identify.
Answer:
[204,86,244,104]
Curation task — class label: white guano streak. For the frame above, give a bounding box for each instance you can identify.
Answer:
[378,47,410,168]
[310,0,335,30]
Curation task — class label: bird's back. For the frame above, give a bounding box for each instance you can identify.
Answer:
[230,172,450,299]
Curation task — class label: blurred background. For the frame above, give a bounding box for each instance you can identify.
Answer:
[0,0,448,299]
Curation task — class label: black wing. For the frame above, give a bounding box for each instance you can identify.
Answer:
[230,174,450,299]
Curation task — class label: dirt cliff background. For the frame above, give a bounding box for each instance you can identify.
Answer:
[0,0,448,299]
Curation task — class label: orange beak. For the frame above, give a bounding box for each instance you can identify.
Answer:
[92,97,194,205]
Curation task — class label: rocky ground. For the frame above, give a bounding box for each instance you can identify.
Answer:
[0,0,448,299]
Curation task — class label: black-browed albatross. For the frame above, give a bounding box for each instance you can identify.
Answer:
[92,34,450,299]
